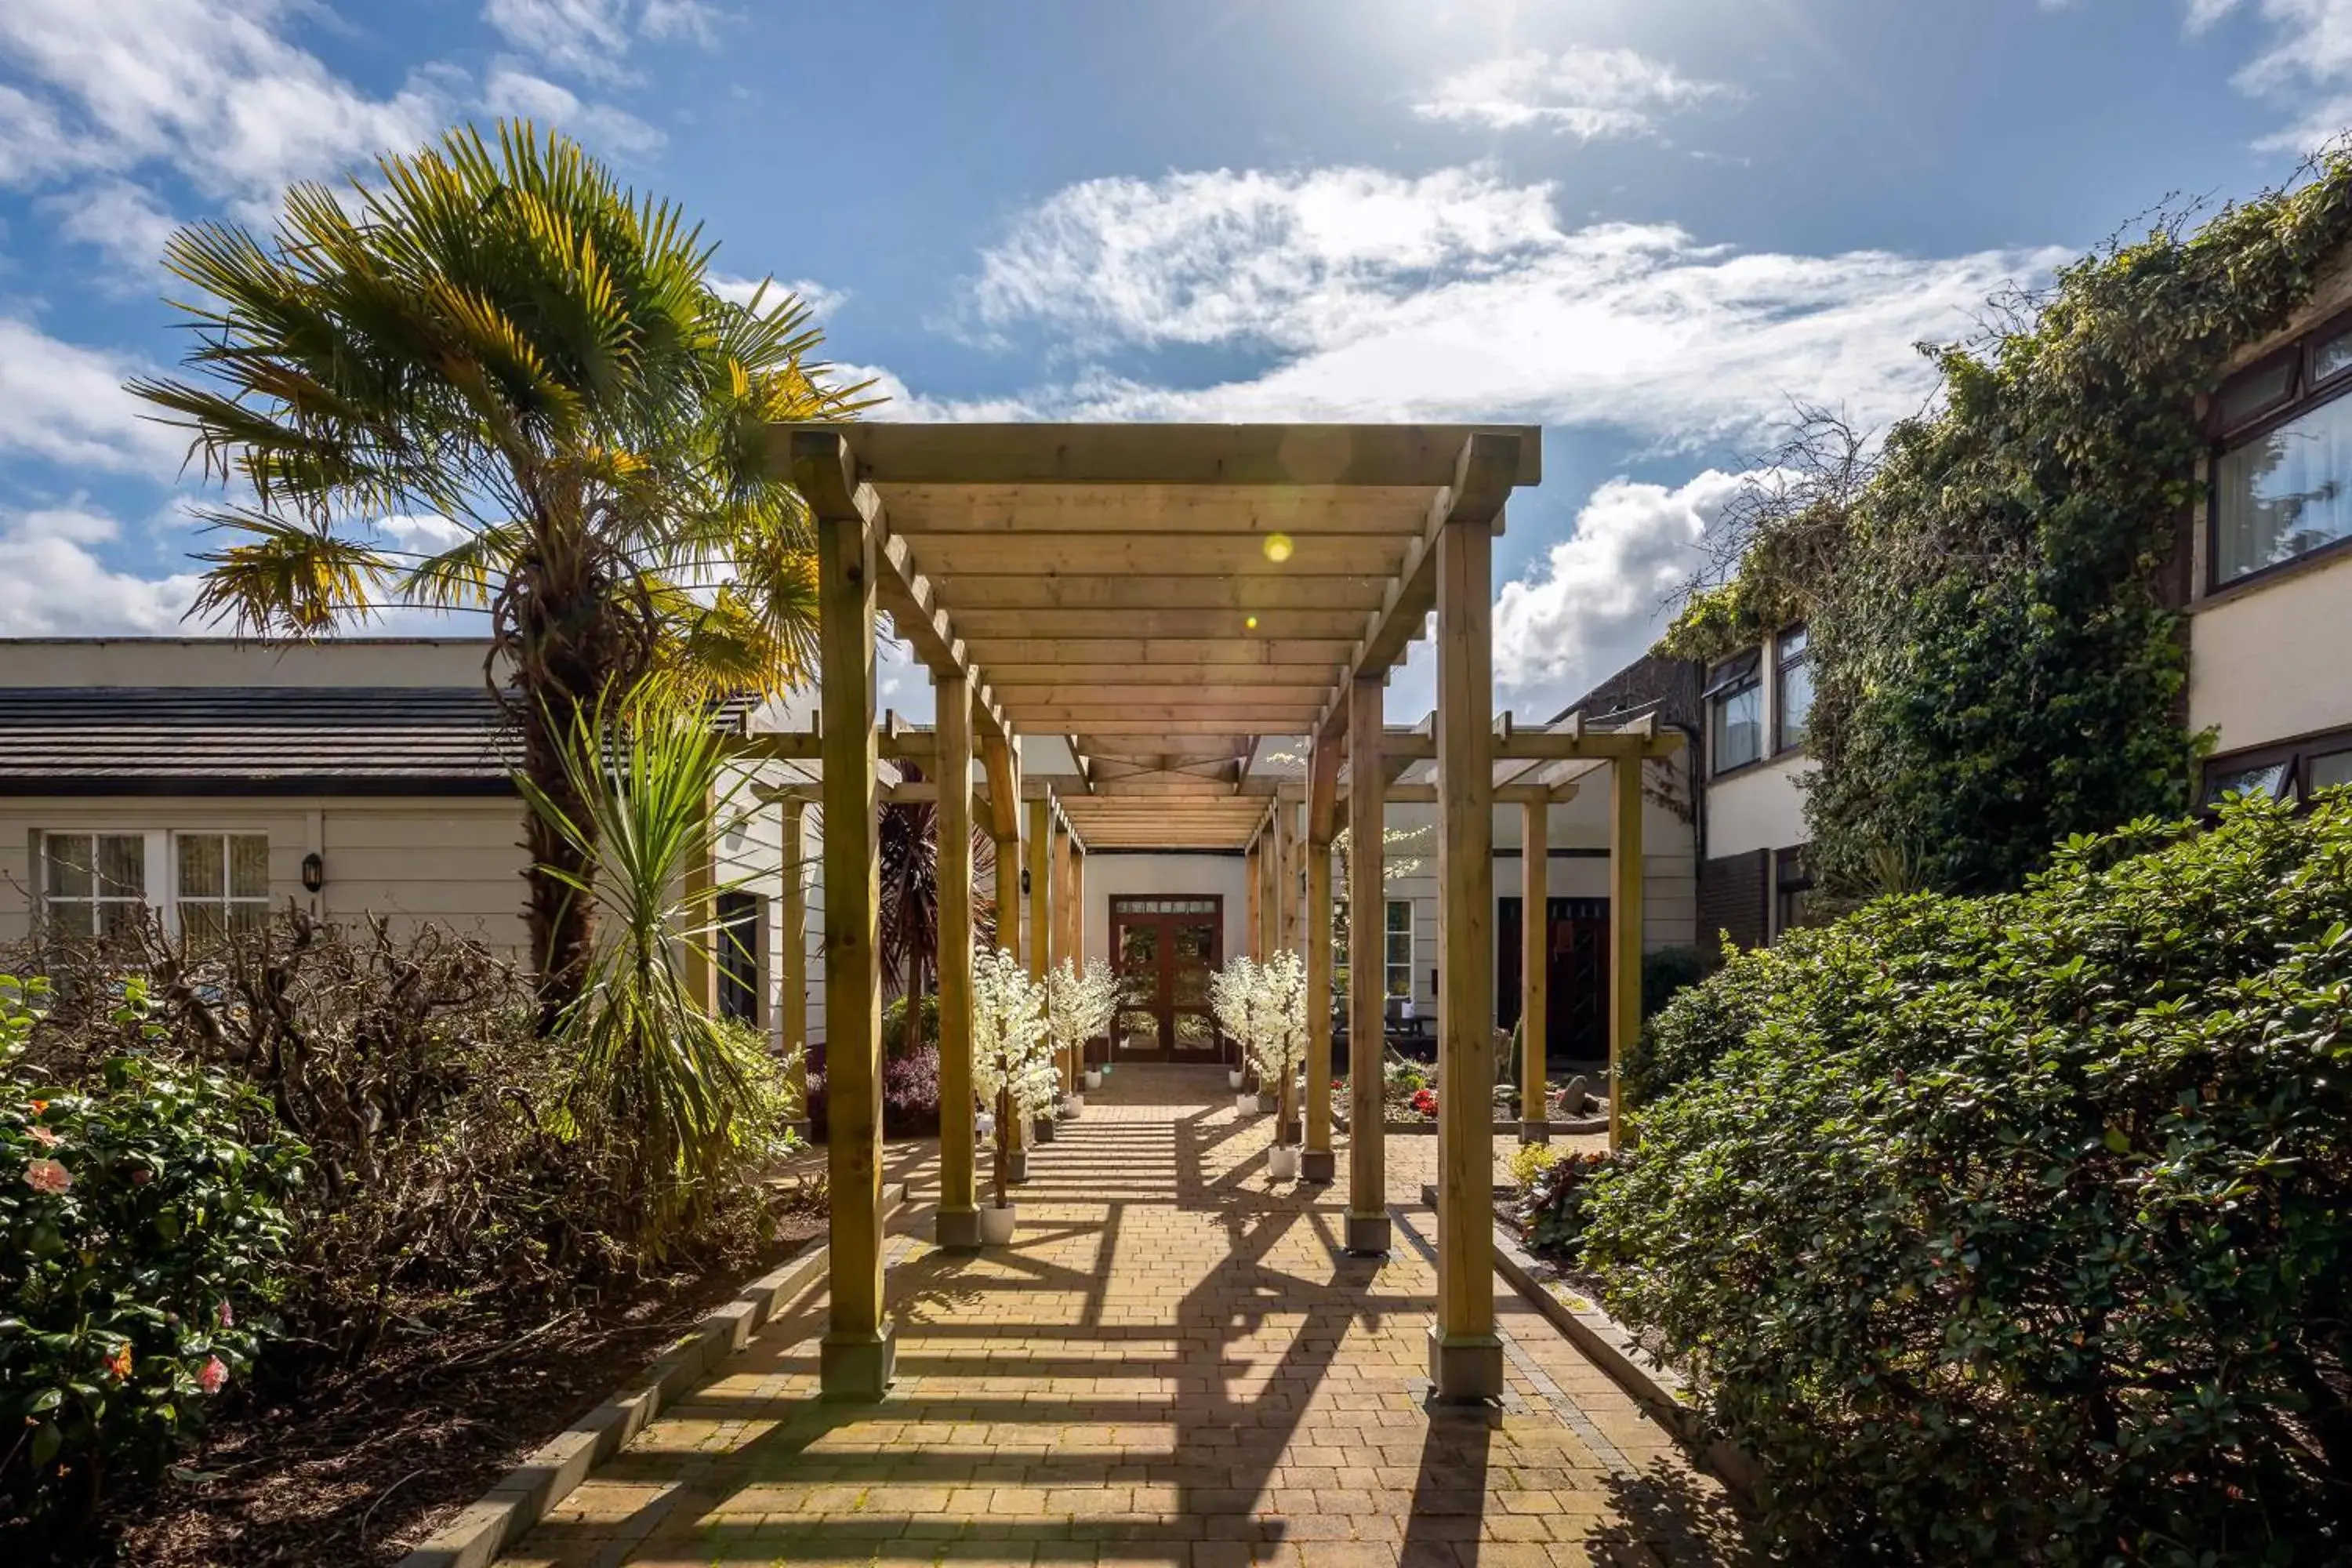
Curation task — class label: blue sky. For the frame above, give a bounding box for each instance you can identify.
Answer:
[2,0,2348,717]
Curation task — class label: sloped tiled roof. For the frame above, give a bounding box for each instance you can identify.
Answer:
[0,686,517,795]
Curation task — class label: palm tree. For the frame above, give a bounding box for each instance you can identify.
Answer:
[129,122,871,1022]
[877,765,998,1013]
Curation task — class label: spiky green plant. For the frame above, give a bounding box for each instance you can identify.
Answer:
[130,121,873,1021]
[516,688,785,1249]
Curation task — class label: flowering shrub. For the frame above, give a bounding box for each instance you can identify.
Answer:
[1045,957,1119,1091]
[970,948,1051,1206]
[1407,1087,1437,1119]
[1209,953,1308,1142]
[1582,793,2352,1562]
[0,975,300,1526]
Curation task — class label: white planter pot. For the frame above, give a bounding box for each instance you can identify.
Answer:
[1235,1091,1258,1115]
[979,1203,1018,1245]
[1229,1069,1245,1089]
[1064,1093,1085,1116]
[1083,1069,1102,1091]
[1267,1145,1301,1181]
[975,1111,996,1142]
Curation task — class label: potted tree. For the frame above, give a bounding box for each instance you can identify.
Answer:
[972,947,1048,1244]
[1050,956,1119,1102]
[1211,957,1262,1115]
[1253,953,1309,1180]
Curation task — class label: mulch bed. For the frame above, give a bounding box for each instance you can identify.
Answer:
[27,1210,826,1568]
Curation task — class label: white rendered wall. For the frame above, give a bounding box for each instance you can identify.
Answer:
[1707,754,1813,859]
[2188,550,2352,754]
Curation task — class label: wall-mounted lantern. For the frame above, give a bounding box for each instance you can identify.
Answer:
[300,852,326,894]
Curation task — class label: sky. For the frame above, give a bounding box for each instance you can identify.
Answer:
[1,0,2349,720]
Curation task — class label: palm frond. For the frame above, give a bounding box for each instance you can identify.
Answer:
[187,512,397,636]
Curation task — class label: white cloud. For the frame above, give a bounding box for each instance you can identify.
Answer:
[0,317,185,476]
[484,65,665,158]
[374,513,470,555]
[482,0,635,85]
[639,0,720,42]
[42,179,183,290]
[1493,470,1748,707]
[1412,46,1735,140]
[965,165,2059,448]
[2192,0,2352,148]
[0,0,453,212]
[709,272,851,318]
[968,165,1563,352]
[826,361,1044,423]
[0,504,202,634]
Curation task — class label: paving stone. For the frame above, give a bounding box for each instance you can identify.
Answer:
[492,1066,1751,1567]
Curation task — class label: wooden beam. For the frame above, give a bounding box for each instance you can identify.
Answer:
[1004,704,1323,726]
[887,482,1437,534]
[1359,782,1581,804]
[969,638,1356,666]
[986,666,1340,690]
[919,535,1408,578]
[1345,674,1387,1256]
[779,797,809,1137]
[777,422,1544,488]
[1245,843,1261,964]
[1314,431,1523,746]
[1306,734,1342,846]
[1609,754,1644,1155]
[1430,488,1500,1403]
[934,673,980,1249]
[981,737,1021,843]
[815,503,892,1399]
[947,576,1392,612]
[1519,799,1548,1147]
[954,608,1372,641]
[1026,797,1051,986]
[989,684,1330,708]
[1020,719,1318,736]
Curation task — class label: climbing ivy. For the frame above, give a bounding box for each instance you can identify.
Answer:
[1665,159,2352,894]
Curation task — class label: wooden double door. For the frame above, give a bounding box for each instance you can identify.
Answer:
[1497,895,1610,1063]
[1109,895,1223,1062]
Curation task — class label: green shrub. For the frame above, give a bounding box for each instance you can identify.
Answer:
[0,975,300,1526]
[1639,944,1705,1021]
[1582,793,2352,1562]
[1519,1149,1612,1263]
[883,993,939,1059]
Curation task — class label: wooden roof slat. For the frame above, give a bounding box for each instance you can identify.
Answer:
[942,577,1391,612]
[884,483,1439,535]
[913,535,1408,578]
[971,639,1357,666]
[782,423,1543,488]
[954,609,1372,640]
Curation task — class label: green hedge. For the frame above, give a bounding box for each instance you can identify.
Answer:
[1583,793,2352,1563]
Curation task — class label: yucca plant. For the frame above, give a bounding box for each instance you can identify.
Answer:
[516,687,786,1251]
[130,120,873,1022]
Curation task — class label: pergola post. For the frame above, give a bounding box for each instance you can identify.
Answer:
[1609,754,1645,1153]
[1050,812,1075,1091]
[1345,675,1388,1256]
[1519,800,1550,1145]
[779,797,810,1141]
[813,496,892,1401]
[1026,797,1051,985]
[1430,492,1501,1402]
[1069,846,1088,1073]
[1246,843,1261,960]
[934,673,980,1250]
[994,840,1021,966]
[1302,828,1336,1183]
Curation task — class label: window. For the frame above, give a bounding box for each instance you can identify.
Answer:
[173,833,270,942]
[1383,899,1414,999]
[42,833,148,940]
[2210,318,2352,586]
[1704,648,1763,773]
[2200,728,2352,808]
[1773,845,1817,939]
[716,890,761,1027]
[1774,627,1813,752]
[39,829,270,942]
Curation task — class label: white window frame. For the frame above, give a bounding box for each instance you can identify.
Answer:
[1383,898,1414,1000]
[35,827,271,938]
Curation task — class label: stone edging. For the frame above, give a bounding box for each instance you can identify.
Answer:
[1421,1182,1761,1503]
[397,1181,910,1568]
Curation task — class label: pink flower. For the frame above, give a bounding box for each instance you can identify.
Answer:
[197,1356,228,1396]
[215,1300,234,1330]
[27,1126,58,1149]
[23,1158,71,1195]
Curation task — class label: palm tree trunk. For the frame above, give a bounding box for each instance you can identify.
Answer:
[515,546,615,1034]
[523,683,598,1033]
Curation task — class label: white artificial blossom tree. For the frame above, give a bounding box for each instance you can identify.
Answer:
[1047,956,1120,1100]
[971,946,1051,1208]
[1210,953,1309,1146]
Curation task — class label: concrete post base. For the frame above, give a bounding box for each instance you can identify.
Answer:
[1426,1327,1504,1403]
[934,1207,983,1251]
[819,1324,897,1401]
[1518,1120,1552,1145]
[1344,1212,1391,1255]
[1301,1148,1336,1183]
[1034,1116,1057,1144]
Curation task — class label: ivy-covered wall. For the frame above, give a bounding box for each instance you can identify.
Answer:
[1663,161,2352,895]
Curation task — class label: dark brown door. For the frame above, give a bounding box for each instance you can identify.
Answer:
[1109,895,1224,1062]
[1499,895,1610,1063]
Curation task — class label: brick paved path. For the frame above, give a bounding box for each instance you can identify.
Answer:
[498,1065,1751,1567]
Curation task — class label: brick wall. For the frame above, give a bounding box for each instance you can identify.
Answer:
[1695,849,1769,966]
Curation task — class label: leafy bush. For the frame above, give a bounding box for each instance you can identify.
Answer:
[1,975,300,1526]
[1506,1142,1561,1190]
[805,1045,945,1140]
[1519,1150,1611,1263]
[1582,793,2352,1563]
[882,993,939,1059]
[1639,944,1705,1020]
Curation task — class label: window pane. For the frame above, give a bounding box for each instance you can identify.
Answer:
[179,833,223,900]
[97,899,143,941]
[2310,747,2352,792]
[227,902,268,935]
[2216,395,2352,582]
[1777,657,1814,750]
[1385,901,1411,935]
[2216,357,2296,430]
[2204,760,2289,804]
[1778,626,1809,660]
[230,836,270,899]
[97,836,144,900]
[180,902,224,946]
[1385,966,1410,999]
[1386,932,1411,966]
[2317,329,2352,387]
[45,835,93,900]
[1712,681,1762,771]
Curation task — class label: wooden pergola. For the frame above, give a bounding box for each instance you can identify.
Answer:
[757,422,1673,1405]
